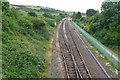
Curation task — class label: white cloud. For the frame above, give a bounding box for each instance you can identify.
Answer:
[8,0,104,12]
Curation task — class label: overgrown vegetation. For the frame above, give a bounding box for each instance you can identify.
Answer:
[86,9,98,17]
[2,1,61,78]
[0,1,2,78]
[72,12,82,20]
[73,1,120,55]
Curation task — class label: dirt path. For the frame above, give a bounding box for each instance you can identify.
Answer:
[48,21,65,78]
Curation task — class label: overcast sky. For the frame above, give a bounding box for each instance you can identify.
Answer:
[8,0,104,12]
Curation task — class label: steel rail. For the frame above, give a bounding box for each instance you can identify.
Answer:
[69,21,111,79]
[75,29,111,78]
[59,20,91,79]
[62,21,81,79]
[66,21,92,79]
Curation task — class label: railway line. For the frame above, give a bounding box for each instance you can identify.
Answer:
[58,19,111,79]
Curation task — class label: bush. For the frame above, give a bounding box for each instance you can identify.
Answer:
[32,19,46,29]
[43,13,53,18]
[28,11,37,17]
[32,19,49,40]
[2,50,45,78]
[45,19,55,27]
[2,15,18,33]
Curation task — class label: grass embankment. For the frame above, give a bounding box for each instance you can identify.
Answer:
[2,23,55,78]
[2,2,59,78]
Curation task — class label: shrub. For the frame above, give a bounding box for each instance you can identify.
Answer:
[43,13,53,18]
[45,19,55,27]
[28,11,37,17]
[32,19,46,29]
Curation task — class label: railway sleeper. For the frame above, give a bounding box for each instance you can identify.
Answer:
[69,74,77,78]
[66,63,74,67]
[68,70,76,74]
[65,57,72,60]
[64,54,71,58]
[65,60,74,63]
[63,62,74,66]
[81,74,90,78]
[77,63,84,66]
[67,66,75,68]
[68,68,75,71]
[80,71,88,74]
[78,65,85,69]
[65,58,73,62]
[78,68,86,71]
[79,71,89,77]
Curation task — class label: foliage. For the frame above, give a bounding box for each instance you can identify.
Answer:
[28,11,37,17]
[38,8,62,13]
[32,19,46,29]
[86,9,98,17]
[45,18,56,27]
[72,12,82,20]
[75,12,82,19]
[58,13,68,19]
[43,13,53,18]
[2,1,58,78]
[75,1,120,54]
[2,2,10,16]
[10,7,21,19]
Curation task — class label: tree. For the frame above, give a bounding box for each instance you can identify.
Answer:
[101,2,118,29]
[72,12,81,20]
[58,13,67,19]
[2,2,10,16]
[43,13,53,18]
[76,12,82,19]
[86,9,98,17]
[28,11,37,17]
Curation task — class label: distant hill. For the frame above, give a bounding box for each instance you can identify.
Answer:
[11,4,65,14]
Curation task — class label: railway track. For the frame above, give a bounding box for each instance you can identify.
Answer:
[57,19,111,79]
[58,20,92,79]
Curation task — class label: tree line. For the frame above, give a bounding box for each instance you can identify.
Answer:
[72,1,120,53]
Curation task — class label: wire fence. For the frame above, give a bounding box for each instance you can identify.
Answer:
[70,21,120,71]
